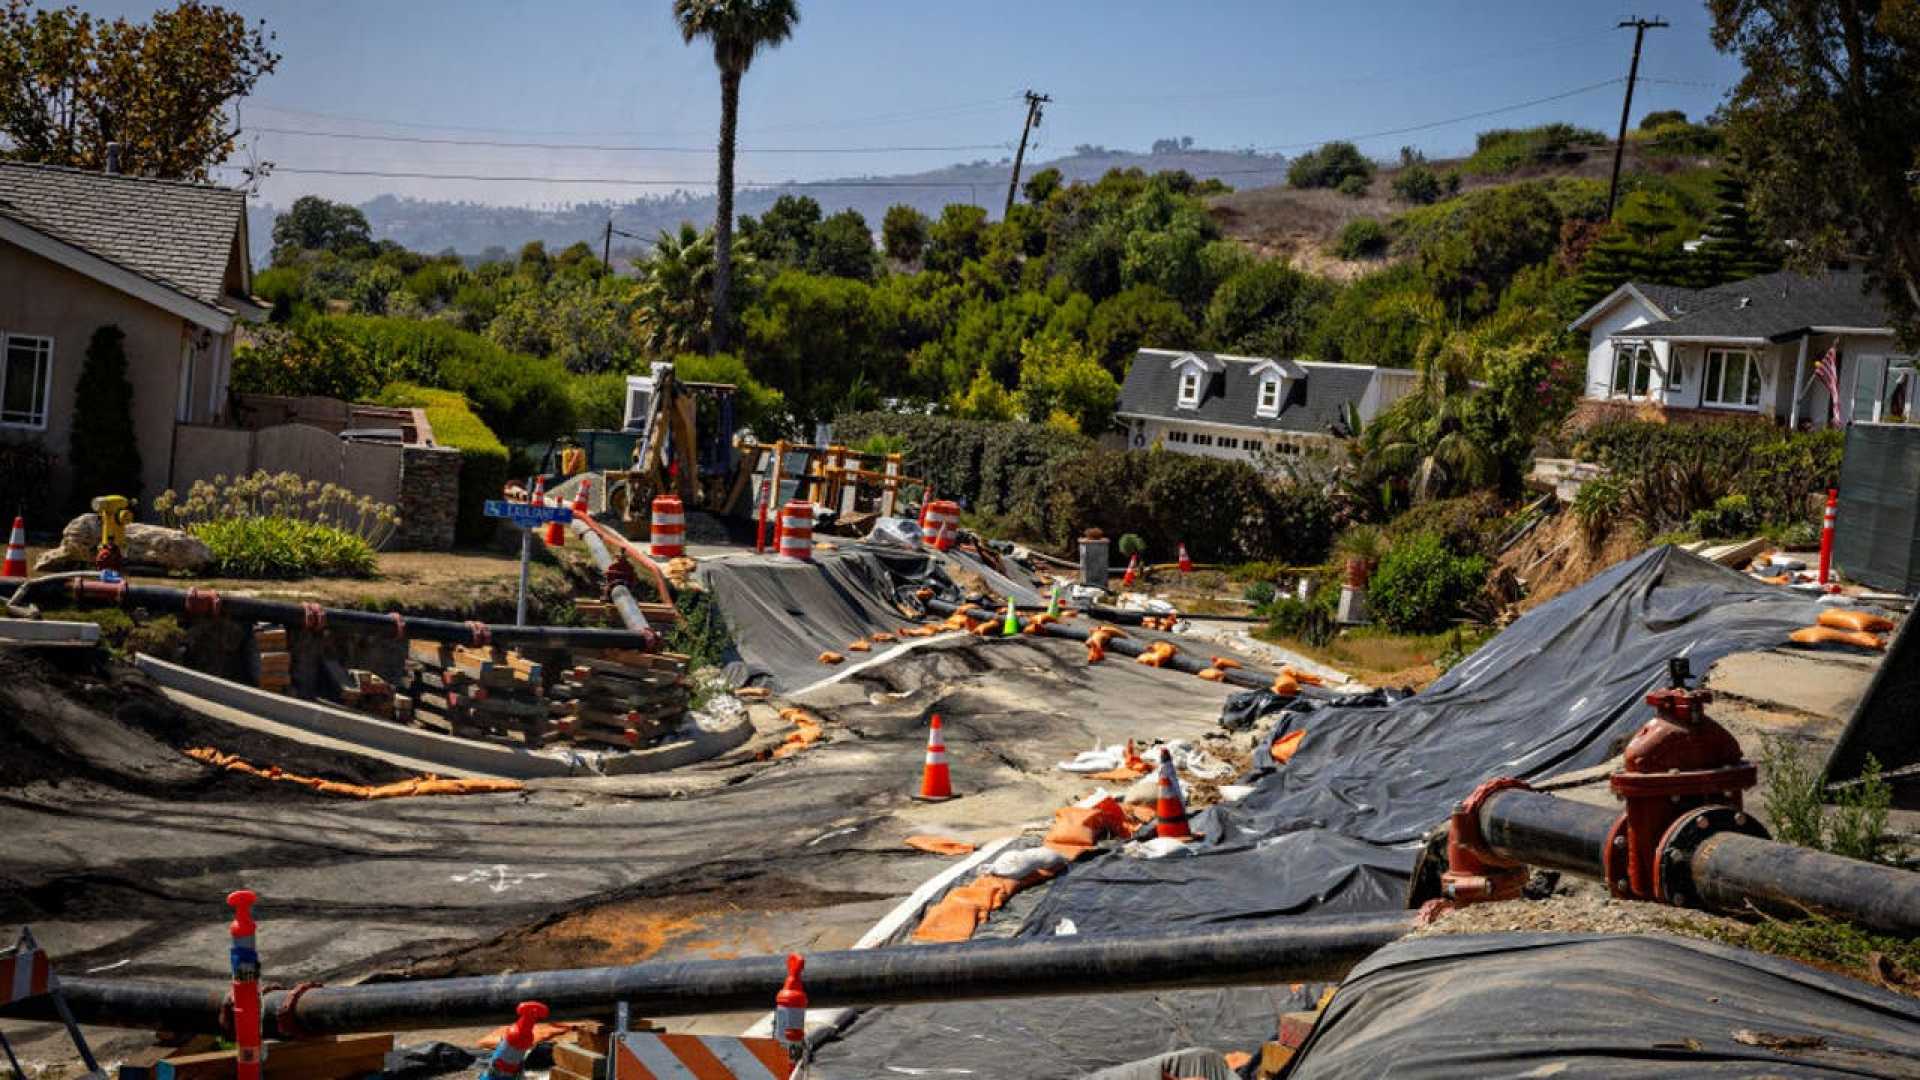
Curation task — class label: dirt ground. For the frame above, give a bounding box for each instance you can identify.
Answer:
[1497,509,1647,614]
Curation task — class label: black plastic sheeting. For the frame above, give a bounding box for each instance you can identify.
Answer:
[1015,547,1823,941]
[1289,933,1920,1078]
[942,546,1050,605]
[808,984,1320,1079]
[702,546,946,691]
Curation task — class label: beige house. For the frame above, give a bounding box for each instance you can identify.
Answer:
[0,160,265,508]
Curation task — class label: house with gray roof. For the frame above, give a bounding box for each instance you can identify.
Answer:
[1116,348,1416,462]
[0,160,265,505]
[1569,269,1911,428]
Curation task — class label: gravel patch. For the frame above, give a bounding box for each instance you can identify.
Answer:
[1410,894,1748,940]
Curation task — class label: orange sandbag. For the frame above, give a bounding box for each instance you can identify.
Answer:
[1043,798,1130,858]
[1789,625,1886,650]
[1136,642,1176,667]
[1209,656,1242,670]
[1090,625,1128,641]
[905,835,977,857]
[1271,673,1300,697]
[871,631,896,642]
[1281,665,1325,687]
[818,651,845,665]
[1271,728,1307,765]
[1197,666,1226,682]
[734,686,770,699]
[1819,608,1897,634]
[1087,640,1106,663]
[911,874,1021,943]
[847,639,872,652]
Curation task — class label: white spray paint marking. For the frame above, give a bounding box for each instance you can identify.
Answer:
[449,864,549,893]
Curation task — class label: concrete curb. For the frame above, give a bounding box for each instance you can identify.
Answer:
[133,654,574,779]
[597,709,756,775]
[0,617,100,642]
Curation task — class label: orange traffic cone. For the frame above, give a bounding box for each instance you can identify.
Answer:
[917,713,954,800]
[535,477,565,546]
[1154,747,1193,840]
[1,515,26,579]
[1177,543,1193,574]
[1121,552,1140,587]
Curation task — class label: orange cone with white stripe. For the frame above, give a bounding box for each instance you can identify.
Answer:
[1178,542,1193,574]
[2,516,26,579]
[1154,747,1193,840]
[1121,552,1139,587]
[536,477,566,546]
[917,713,953,800]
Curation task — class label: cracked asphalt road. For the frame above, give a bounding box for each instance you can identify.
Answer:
[0,633,1241,1066]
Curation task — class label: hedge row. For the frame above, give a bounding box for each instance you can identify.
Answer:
[832,412,1092,537]
[376,382,508,544]
[1047,449,1334,564]
[1573,420,1844,527]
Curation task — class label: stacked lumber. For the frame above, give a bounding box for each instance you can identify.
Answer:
[324,659,396,719]
[251,624,291,693]
[402,640,553,748]
[154,1033,392,1079]
[549,650,691,749]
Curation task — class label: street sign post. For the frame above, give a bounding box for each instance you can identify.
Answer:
[485,499,574,626]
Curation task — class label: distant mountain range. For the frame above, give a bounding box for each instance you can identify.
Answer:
[245,147,1288,264]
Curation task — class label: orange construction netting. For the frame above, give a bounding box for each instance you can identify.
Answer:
[184,747,525,799]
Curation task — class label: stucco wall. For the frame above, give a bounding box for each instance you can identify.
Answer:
[1583,296,1673,402]
[0,239,195,509]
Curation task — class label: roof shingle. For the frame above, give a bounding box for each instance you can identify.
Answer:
[1616,271,1889,342]
[1118,349,1374,436]
[0,161,246,308]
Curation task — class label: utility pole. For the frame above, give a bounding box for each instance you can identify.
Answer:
[1004,90,1050,218]
[1606,16,1669,221]
[604,218,614,272]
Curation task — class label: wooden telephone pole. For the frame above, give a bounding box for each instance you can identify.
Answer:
[1606,16,1669,221]
[1005,90,1051,217]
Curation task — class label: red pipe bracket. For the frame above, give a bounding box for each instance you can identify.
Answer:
[1440,777,1533,905]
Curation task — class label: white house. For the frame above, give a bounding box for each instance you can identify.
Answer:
[1570,270,1911,427]
[1115,348,1416,461]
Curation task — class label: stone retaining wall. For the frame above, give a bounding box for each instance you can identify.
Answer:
[396,445,462,551]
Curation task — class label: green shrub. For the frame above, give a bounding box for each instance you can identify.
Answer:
[192,517,377,578]
[1462,123,1607,175]
[1572,473,1626,544]
[0,440,57,531]
[1574,421,1842,534]
[976,421,1094,536]
[1689,493,1759,539]
[375,383,509,544]
[1336,174,1370,198]
[568,371,629,431]
[1288,141,1374,190]
[1391,162,1444,205]
[1047,450,1335,563]
[833,412,1089,538]
[1333,218,1389,259]
[1762,736,1901,864]
[154,470,399,546]
[1367,531,1487,632]
[1243,580,1277,606]
[1384,492,1506,558]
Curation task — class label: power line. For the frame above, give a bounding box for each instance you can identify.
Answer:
[230,164,989,190]
[244,125,1010,155]
[1252,77,1625,151]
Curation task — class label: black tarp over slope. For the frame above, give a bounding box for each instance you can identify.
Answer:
[1022,547,1823,934]
[1290,933,1920,1078]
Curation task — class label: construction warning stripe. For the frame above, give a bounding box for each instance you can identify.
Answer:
[0,939,52,1006]
[615,1033,791,1080]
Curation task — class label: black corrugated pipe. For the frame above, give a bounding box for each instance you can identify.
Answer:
[16,577,660,652]
[925,597,1279,693]
[4,912,1418,1036]
[1477,787,1920,936]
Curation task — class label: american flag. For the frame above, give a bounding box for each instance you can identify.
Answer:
[1812,344,1847,427]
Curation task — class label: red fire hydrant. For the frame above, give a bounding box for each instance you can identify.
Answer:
[1603,657,1759,904]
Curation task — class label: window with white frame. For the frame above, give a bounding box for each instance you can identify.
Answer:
[1256,375,1280,416]
[1702,348,1762,409]
[0,335,53,429]
[1610,343,1654,399]
[1177,369,1201,407]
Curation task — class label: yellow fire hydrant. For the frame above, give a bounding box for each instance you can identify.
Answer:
[91,494,134,572]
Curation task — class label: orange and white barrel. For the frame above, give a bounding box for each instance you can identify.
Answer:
[778,500,814,561]
[922,500,961,551]
[649,495,685,559]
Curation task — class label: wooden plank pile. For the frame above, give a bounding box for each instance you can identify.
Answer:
[250,624,291,693]
[549,649,691,749]
[397,641,692,752]
[402,640,554,748]
[324,659,396,720]
[153,1033,392,1079]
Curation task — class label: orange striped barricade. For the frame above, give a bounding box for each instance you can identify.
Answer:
[614,1032,794,1079]
[0,927,100,1074]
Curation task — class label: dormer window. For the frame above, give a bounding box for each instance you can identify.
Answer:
[1256,375,1281,417]
[1177,370,1201,407]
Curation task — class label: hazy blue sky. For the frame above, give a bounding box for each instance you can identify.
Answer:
[79,0,1744,206]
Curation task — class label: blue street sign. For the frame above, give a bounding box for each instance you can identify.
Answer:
[484,500,574,526]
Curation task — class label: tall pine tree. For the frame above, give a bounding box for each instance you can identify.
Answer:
[1688,172,1782,287]
[67,325,143,515]
[1574,192,1695,310]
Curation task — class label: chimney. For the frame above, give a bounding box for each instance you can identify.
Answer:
[104,142,122,174]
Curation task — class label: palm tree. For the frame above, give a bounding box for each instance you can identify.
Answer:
[1358,295,1497,506]
[672,0,800,354]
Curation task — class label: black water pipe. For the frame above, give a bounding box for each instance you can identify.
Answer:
[18,578,660,652]
[4,912,1418,1036]
[1477,787,1920,936]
